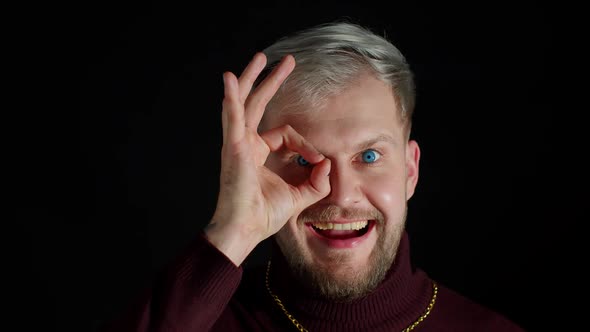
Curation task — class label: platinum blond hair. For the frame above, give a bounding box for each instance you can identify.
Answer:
[258,21,416,135]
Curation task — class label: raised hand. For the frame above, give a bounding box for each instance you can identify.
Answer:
[204,53,331,266]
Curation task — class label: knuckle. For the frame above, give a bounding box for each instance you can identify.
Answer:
[241,76,253,87]
[222,96,236,107]
[258,95,271,108]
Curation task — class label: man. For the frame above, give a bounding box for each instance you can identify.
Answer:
[105,21,525,331]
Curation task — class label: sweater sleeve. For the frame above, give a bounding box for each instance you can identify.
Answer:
[102,232,243,332]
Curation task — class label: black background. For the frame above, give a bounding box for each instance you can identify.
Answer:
[14,1,583,331]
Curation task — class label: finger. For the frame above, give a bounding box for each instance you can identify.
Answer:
[260,124,324,164]
[244,54,295,129]
[221,103,228,143]
[293,158,331,209]
[238,52,267,104]
[222,71,245,144]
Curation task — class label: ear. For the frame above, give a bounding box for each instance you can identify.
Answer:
[405,140,420,200]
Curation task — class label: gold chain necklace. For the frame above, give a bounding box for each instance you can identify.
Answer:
[265,260,438,332]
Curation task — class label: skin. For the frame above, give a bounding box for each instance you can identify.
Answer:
[205,52,420,297]
[205,53,331,265]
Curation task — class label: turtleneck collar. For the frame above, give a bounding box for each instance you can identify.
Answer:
[266,231,434,331]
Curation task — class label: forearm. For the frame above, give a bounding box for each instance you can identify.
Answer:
[203,221,262,267]
[103,233,243,332]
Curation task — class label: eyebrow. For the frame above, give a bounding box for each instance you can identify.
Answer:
[353,134,398,152]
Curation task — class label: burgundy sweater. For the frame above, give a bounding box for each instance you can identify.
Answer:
[104,232,525,332]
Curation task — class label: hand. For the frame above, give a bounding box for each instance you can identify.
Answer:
[204,53,331,265]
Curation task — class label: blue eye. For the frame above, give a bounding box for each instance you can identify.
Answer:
[296,155,310,166]
[361,149,381,163]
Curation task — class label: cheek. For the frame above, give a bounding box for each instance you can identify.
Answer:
[269,163,311,187]
[275,217,308,252]
[363,173,407,211]
[278,216,304,238]
[284,169,311,186]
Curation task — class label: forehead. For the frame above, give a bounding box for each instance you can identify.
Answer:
[262,75,404,148]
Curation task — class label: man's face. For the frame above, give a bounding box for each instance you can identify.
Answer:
[264,74,420,300]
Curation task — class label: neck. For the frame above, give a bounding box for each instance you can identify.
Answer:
[267,231,435,330]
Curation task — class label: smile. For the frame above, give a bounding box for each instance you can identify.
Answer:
[306,220,375,248]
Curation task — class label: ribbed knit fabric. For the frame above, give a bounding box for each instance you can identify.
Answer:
[263,232,434,331]
[103,231,525,332]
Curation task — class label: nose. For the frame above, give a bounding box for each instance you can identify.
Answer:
[324,162,362,206]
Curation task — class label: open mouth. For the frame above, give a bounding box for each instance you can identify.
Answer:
[307,220,375,241]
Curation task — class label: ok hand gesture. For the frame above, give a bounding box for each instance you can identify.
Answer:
[205,53,331,266]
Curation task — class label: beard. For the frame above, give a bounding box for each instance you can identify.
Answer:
[275,204,406,302]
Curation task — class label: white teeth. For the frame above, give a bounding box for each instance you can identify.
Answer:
[312,221,368,230]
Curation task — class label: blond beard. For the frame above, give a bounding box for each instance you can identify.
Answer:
[275,205,406,301]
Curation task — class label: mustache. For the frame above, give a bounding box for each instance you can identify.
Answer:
[298,205,384,224]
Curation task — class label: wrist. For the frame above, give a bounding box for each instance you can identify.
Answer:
[203,221,262,267]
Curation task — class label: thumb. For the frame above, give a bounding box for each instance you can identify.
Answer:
[293,158,331,211]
